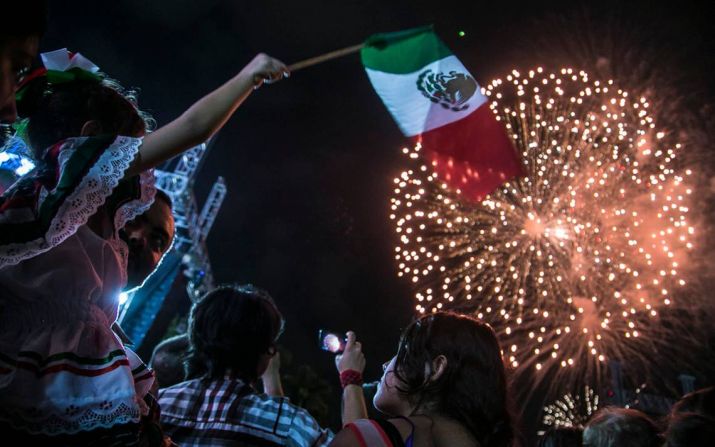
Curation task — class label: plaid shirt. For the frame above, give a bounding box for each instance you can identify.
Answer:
[158,376,333,447]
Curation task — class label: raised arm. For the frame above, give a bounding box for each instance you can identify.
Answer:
[336,331,368,426]
[128,53,287,175]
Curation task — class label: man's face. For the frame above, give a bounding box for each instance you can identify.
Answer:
[0,36,39,123]
[121,197,175,290]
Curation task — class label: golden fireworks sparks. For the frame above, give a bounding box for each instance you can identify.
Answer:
[390,67,694,385]
[543,386,599,428]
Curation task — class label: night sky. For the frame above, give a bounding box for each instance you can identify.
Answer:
[41,0,714,435]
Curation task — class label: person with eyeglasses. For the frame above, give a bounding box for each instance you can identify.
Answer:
[158,284,334,446]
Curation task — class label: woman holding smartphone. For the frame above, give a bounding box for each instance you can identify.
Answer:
[332,312,518,447]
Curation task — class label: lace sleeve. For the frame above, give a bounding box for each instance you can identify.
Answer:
[113,168,157,235]
[0,135,150,268]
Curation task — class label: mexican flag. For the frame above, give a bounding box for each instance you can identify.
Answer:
[361,26,523,201]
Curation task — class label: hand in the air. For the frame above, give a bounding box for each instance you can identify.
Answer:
[335,331,365,374]
[243,53,289,89]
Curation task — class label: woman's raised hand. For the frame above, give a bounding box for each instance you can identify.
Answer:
[335,331,365,374]
[242,53,289,89]
[135,52,289,175]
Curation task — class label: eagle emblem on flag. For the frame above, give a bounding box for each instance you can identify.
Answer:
[416,69,478,111]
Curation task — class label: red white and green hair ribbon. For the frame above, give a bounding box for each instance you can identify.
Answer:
[16,48,103,102]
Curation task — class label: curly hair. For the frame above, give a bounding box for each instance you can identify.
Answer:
[186,284,285,383]
[17,74,155,160]
[392,311,517,447]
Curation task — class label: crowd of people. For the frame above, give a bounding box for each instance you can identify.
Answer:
[537,387,715,447]
[1,2,713,446]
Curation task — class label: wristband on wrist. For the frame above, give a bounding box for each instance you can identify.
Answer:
[340,369,363,389]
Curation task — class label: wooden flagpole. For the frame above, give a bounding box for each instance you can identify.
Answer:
[287,43,364,72]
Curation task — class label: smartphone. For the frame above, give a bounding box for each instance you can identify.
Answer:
[318,329,346,353]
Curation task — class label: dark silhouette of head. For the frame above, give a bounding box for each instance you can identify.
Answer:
[665,386,715,447]
[583,407,660,447]
[1,1,47,122]
[18,76,149,158]
[538,426,583,447]
[187,284,285,383]
[150,334,192,389]
[665,411,715,447]
[670,386,715,418]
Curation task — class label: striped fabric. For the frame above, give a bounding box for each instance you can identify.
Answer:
[158,376,333,447]
[346,419,393,447]
[0,348,127,377]
[0,134,158,435]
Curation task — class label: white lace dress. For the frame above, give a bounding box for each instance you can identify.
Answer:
[0,135,156,435]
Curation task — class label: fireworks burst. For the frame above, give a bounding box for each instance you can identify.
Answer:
[390,67,695,389]
[543,386,599,428]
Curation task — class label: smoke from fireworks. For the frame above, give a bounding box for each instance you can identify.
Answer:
[390,67,696,390]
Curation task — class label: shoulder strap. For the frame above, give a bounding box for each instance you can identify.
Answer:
[346,419,401,447]
[374,419,409,447]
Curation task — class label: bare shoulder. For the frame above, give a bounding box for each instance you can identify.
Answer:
[329,426,362,447]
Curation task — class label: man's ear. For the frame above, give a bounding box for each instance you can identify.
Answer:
[426,355,448,383]
[80,120,103,136]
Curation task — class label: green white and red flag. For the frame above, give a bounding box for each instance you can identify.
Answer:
[361,26,523,201]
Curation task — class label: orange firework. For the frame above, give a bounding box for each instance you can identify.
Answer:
[390,67,696,392]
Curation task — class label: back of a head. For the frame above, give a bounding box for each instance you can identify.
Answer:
[18,76,148,158]
[150,334,190,388]
[394,311,515,447]
[538,427,583,447]
[665,412,715,447]
[187,284,284,383]
[670,386,715,418]
[1,1,48,42]
[583,407,660,447]
[153,188,173,210]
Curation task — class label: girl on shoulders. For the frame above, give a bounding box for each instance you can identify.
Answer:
[0,47,287,444]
